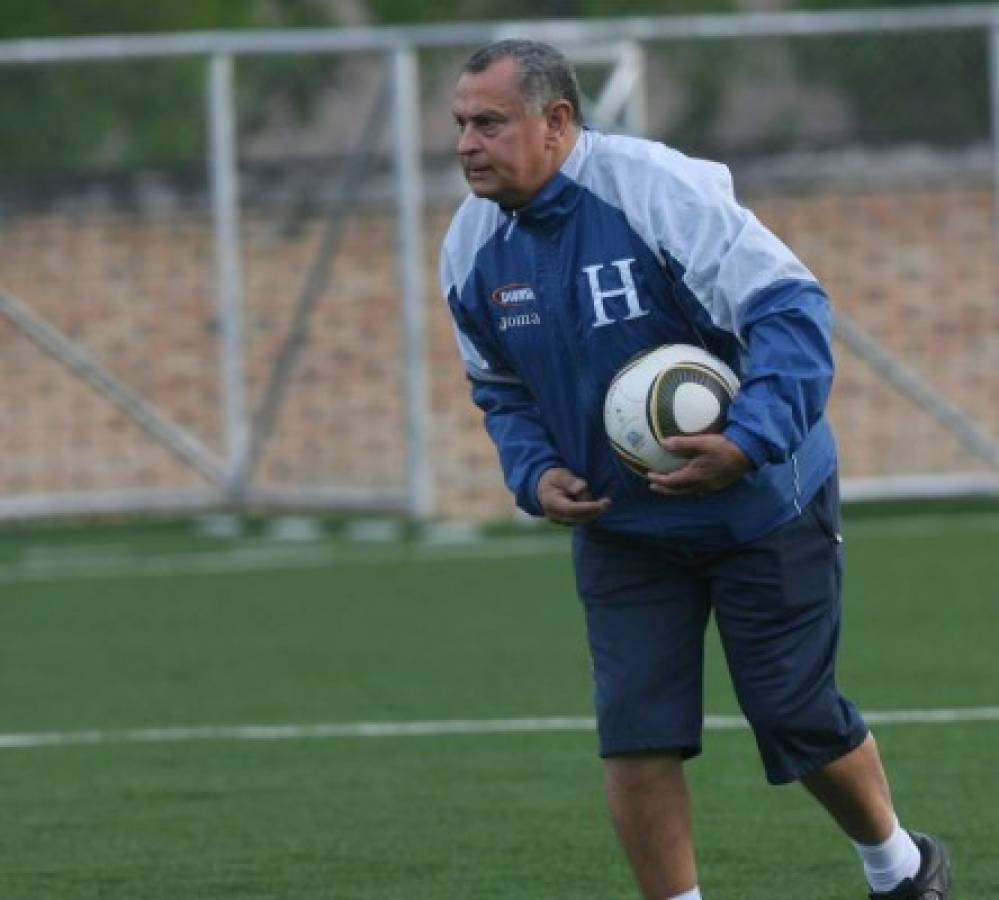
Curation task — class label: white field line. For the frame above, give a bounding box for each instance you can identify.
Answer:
[843,511,999,538]
[1,707,997,752]
[0,535,570,584]
[1,511,997,585]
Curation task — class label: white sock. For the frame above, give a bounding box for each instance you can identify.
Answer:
[853,816,922,893]
[668,889,702,900]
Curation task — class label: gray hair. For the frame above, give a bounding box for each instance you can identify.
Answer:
[461,40,582,125]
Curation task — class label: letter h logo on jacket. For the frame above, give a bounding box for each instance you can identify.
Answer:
[582,258,649,328]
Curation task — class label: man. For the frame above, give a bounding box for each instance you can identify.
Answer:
[439,39,951,900]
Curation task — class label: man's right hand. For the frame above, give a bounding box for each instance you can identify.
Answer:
[537,467,611,526]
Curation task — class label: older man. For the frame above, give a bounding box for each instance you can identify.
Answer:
[440,39,950,900]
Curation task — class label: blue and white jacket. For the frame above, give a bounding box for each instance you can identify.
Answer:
[440,128,837,547]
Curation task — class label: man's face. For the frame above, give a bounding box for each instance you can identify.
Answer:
[452,57,555,209]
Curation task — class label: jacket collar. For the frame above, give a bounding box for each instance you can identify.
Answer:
[505,128,592,227]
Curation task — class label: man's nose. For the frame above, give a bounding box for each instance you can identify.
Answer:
[456,126,479,155]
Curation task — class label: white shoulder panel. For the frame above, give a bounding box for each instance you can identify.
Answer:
[439,194,505,298]
[573,131,815,336]
[439,195,523,384]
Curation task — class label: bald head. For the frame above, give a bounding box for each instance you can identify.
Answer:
[461,39,583,126]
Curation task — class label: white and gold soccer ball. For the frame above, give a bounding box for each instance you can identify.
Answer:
[603,344,741,475]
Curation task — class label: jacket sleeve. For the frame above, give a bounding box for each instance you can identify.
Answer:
[647,155,834,467]
[721,279,834,468]
[444,284,564,516]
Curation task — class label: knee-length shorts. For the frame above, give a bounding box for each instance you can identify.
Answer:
[572,477,869,785]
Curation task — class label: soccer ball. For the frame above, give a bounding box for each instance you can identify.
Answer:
[603,344,740,475]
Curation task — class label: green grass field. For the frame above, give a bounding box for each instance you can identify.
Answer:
[1,504,997,898]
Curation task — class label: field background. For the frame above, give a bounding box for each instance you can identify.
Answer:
[1,501,997,899]
[1,6,996,898]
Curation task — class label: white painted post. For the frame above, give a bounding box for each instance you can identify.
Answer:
[207,53,249,500]
[391,45,433,519]
[989,26,999,224]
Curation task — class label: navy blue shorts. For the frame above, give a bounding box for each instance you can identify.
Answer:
[572,476,868,785]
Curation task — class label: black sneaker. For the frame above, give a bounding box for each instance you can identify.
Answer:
[869,832,952,899]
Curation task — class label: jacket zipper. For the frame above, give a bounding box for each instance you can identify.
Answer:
[537,225,594,443]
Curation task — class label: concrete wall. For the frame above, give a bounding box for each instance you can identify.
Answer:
[1,181,995,520]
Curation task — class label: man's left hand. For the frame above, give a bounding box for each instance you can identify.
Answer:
[647,434,752,496]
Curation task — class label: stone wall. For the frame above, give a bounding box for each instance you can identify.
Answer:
[0,182,995,520]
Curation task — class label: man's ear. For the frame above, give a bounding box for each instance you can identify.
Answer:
[545,99,575,147]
